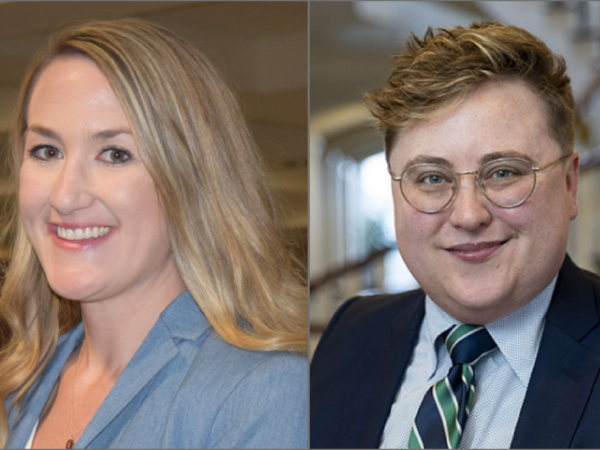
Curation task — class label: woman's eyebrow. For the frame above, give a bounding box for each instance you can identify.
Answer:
[92,129,133,141]
[27,125,60,141]
[26,126,133,142]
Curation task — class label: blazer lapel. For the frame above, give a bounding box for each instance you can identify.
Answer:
[333,293,425,448]
[511,256,600,448]
[74,320,179,449]
[75,292,209,449]
[6,324,85,449]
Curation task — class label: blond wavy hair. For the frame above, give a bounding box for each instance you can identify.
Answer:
[364,22,575,159]
[0,18,307,446]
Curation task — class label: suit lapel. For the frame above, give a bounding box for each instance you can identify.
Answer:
[511,256,600,448]
[6,325,85,449]
[333,293,425,448]
[74,319,179,448]
[75,292,208,448]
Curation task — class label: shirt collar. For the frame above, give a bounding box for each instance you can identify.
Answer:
[423,276,557,386]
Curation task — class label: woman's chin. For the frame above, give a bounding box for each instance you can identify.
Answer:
[47,276,103,302]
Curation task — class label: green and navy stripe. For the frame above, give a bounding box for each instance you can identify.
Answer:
[408,324,496,449]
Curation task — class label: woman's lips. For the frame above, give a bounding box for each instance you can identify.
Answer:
[47,224,114,251]
[445,240,508,262]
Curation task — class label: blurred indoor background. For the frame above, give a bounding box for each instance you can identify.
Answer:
[310,1,600,354]
[0,1,308,274]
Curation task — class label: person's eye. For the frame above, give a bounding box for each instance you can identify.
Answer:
[97,147,133,165]
[28,145,62,161]
[419,172,451,185]
[486,164,528,180]
[484,159,530,180]
[490,168,517,179]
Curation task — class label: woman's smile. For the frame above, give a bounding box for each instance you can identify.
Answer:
[47,223,115,251]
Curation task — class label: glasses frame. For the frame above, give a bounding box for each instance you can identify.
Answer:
[389,152,574,214]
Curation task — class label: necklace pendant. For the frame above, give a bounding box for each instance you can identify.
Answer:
[66,438,75,449]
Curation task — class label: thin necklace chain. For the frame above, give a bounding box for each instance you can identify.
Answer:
[67,340,92,448]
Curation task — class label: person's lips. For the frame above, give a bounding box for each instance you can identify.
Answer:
[445,240,509,262]
[47,223,115,251]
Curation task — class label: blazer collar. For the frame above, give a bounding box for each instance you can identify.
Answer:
[330,292,425,448]
[6,322,85,449]
[7,290,210,449]
[511,255,600,448]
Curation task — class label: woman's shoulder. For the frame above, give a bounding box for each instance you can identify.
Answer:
[182,332,307,392]
[164,337,308,448]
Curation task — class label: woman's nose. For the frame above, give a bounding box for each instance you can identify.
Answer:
[49,159,95,215]
[448,174,492,230]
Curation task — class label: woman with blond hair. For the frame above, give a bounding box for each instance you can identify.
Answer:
[0,18,307,449]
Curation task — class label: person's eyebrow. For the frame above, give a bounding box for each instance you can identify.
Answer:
[404,155,453,168]
[27,125,60,141]
[480,151,534,165]
[403,151,535,169]
[92,129,133,141]
[26,126,133,142]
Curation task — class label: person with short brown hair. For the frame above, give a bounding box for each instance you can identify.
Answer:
[311,22,600,449]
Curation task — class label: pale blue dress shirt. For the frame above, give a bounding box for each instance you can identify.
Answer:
[380,277,557,449]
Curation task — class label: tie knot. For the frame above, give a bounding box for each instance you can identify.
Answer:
[445,324,496,366]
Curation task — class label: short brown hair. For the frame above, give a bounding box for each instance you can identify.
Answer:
[364,22,575,160]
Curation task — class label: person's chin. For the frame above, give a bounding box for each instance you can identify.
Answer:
[441,293,509,324]
[46,270,107,302]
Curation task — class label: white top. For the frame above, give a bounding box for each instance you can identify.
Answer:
[380,276,557,449]
[24,419,38,449]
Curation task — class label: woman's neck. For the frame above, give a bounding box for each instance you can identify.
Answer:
[77,263,186,378]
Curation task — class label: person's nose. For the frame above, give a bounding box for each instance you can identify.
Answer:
[448,174,492,230]
[50,158,95,215]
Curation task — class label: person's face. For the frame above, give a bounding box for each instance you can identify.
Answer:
[20,56,181,302]
[389,79,579,324]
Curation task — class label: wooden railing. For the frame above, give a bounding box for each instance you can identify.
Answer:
[310,245,393,336]
[310,245,393,293]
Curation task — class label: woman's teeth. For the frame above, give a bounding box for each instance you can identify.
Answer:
[57,226,111,241]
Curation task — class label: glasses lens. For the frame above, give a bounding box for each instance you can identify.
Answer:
[480,158,534,207]
[401,164,455,212]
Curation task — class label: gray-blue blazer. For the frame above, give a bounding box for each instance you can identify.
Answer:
[4,291,308,449]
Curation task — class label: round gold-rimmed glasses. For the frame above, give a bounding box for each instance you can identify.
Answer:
[388,152,573,214]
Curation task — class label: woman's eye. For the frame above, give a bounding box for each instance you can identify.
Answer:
[29,145,62,161]
[98,148,132,164]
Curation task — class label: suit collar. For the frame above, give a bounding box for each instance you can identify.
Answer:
[78,290,210,448]
[7,290,210,449]
[330,292,425,448]
[544,255,599,341]
[151,290,211,341]
[511,255,600,448]
[6,323,84,449]
[75,317,179,448]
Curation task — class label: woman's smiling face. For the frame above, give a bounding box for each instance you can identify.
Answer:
[20,56,181,302]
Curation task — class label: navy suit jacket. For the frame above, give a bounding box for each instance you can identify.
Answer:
[311,256,600,448]
[5,291,308,449]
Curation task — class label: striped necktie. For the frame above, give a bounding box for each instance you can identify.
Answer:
[408,324,496,449]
